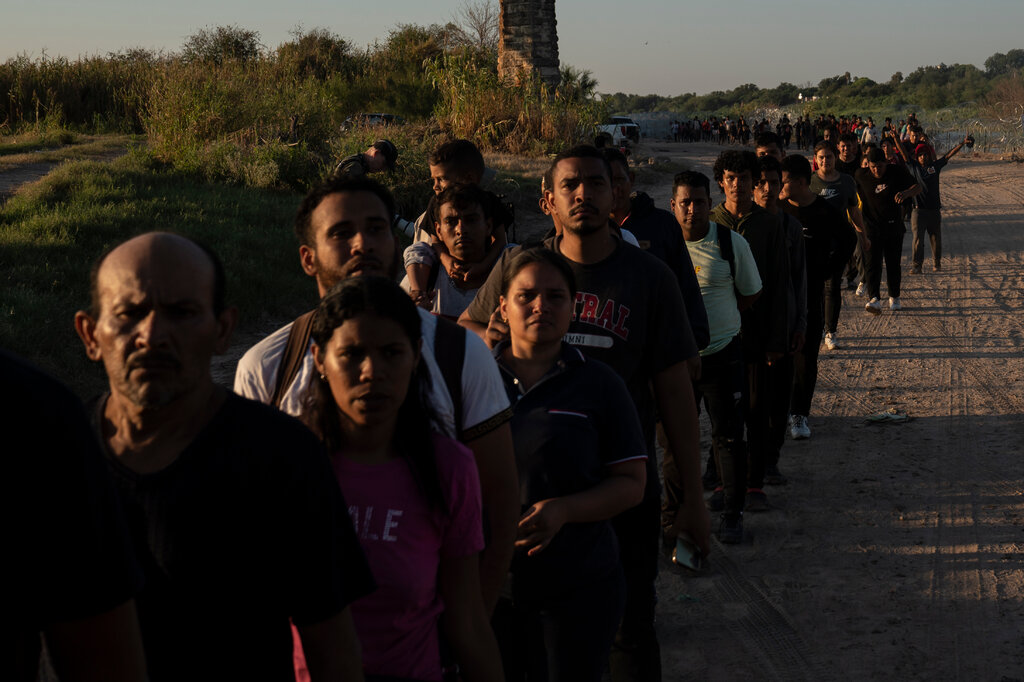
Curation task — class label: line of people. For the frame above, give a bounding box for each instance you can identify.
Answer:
[11,126,965,682]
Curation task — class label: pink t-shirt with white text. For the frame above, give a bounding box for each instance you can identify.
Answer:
[338,434,483,681]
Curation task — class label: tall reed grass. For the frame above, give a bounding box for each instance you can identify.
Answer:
[2,25,605,191]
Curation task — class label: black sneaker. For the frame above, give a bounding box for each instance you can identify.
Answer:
[764,465,788,486]
[707,487,725,512]
[717,513,743,544]
[744,489,770,512]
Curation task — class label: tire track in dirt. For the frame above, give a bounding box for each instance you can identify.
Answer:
[704,544,838,682]
[891,174,1020,680]
[648,145,1024,681]
[816,289,900,418]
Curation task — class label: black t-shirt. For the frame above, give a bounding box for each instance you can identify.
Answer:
[3,351,142,682]
[786,197,858,284]
[465,235,697,503]
[93,392,375,681]
[909,157,948,210]
[855,164,918,231]
[623,191,710,351]
[497,344,646,594]
[836,157,861,176]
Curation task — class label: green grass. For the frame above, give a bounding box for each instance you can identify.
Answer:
[0,128,77,156]
[1,151,314,397]
[0,134,138,170]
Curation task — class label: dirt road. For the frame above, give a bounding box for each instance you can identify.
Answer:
[640,142,1024,681]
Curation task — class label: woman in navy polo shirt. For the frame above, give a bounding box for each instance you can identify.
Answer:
[491,247,647,682]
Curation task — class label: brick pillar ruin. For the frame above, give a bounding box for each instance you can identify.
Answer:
[498,0,560,88]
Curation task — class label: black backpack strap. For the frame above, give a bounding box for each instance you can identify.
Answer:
[433,316,465,438]
[271,310,316,409]
[716,223,736,281]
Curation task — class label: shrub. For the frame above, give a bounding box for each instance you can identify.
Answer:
[427,51,605,154]
[181,25,263,65]
[276,27,358,81]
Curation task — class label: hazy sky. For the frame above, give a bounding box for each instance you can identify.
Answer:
[2,0,1021,97]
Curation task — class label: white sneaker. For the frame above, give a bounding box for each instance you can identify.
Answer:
[865,297,882,315]
[790,414,811,440]
[824,332,838,350]
[889,296,902,310]
[855,281,867,297]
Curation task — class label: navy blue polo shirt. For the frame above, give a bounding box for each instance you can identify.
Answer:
[496,342,647,594]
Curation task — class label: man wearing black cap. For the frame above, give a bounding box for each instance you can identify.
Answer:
[855,147,922,313]
[334,139,398,178]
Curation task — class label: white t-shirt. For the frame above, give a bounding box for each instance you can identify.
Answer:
[685,223,762,357]
[399,268,480,320]
[234,308,511,441]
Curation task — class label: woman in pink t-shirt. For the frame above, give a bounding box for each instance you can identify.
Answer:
[299,276,504,682]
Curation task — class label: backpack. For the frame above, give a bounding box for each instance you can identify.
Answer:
[271,309,466,437]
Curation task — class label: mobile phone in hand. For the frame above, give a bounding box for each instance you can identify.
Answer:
[672,533,704,572]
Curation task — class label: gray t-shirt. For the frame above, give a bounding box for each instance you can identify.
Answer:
[810,172,858,214]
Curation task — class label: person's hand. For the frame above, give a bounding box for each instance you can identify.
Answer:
[461,259,496,288]
[439,251,468,283]
[672,498,711,556]
[408,289,436,310]
[895,191,906,203]
[790,331,806,353]
[766,350,784,366]
[516,498,567,556]
[484,308,509,348]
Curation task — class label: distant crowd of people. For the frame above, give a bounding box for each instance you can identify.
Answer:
[12,115,969,681]
[668,111,968,156]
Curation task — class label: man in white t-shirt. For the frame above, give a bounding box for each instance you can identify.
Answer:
[234,176,517,613]
[670,170,762,544]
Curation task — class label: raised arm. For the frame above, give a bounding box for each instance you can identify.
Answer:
[944,135,969,161]
[888,129,911,163]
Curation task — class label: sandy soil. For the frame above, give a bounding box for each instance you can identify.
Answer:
[634,141,1024,681]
